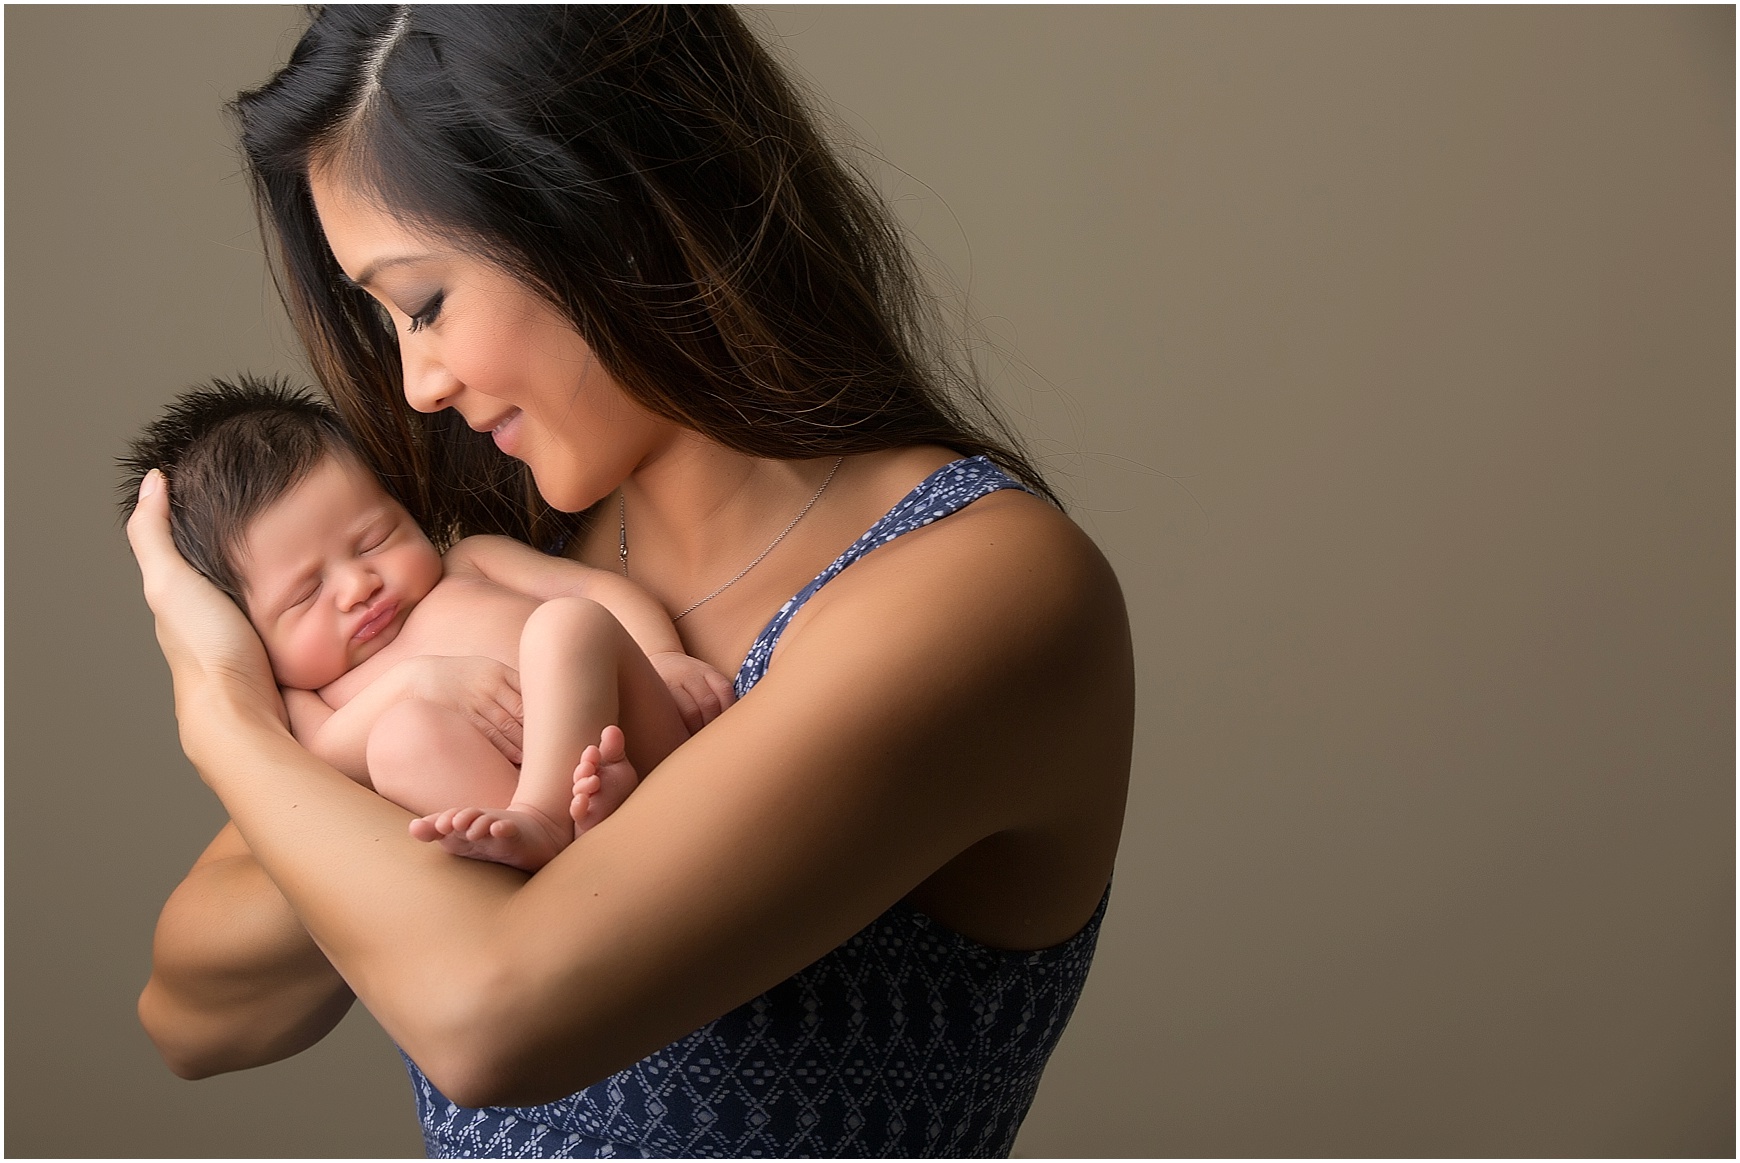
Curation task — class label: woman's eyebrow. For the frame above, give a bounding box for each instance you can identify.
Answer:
[347,253,441,288]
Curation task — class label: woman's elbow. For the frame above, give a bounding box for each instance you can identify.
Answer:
[402,965,604,1109]
[137,982,234,1080]
[410,1026,554,1109]
[137,974,354,1081]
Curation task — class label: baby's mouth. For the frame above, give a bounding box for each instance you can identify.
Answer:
[353,600,400,644]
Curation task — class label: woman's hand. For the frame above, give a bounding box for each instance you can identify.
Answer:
[125,470,284,745]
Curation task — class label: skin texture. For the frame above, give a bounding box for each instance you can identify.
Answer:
[130,173,1133,1103]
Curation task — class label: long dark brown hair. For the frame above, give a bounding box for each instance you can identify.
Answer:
[234,5,1056,549]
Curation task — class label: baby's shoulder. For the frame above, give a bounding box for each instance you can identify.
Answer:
[438,534,503,575]
[415,569,517,611]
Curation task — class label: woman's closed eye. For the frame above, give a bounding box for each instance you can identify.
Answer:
[406,291,445,333]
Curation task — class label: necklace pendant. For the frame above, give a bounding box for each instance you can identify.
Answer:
[618,493,630,576]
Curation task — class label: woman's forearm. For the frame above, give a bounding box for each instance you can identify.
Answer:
[139,825,355,1078]
[129,472,539,1090]
[183,700,538,1093]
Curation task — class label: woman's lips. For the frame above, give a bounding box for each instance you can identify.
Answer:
[352,600,400,644]
[490,410,523,456]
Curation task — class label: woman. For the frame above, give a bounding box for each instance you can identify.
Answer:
[131,6,1132,1157]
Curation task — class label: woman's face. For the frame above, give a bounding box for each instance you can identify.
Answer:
[308,170,666,512]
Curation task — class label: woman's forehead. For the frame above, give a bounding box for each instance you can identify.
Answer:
[309,167,453,283]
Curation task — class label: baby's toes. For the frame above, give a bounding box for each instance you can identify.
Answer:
[452,810,493,842]
[570,775,601,823]
[598,724,628,766]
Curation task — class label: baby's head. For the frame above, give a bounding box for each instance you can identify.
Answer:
[121,376,442,688]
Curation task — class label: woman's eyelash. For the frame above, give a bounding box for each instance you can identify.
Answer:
[407,291,445,333]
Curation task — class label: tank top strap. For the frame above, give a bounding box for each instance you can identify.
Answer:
[734,454,1033,697]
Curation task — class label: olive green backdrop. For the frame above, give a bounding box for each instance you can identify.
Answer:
[6,5,1732,1157]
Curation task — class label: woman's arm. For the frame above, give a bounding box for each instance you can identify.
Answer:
[138,823,356,1078]
[132,475,1128,1106]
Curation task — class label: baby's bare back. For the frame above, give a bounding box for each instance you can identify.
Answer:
[318,575,541,709]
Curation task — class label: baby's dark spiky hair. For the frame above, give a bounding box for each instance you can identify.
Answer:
[118,374,363,603]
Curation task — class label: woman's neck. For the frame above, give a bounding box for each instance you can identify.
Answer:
[605,432,847,604]
[573,438,962,674]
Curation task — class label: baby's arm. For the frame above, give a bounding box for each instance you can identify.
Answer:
[445,535,735,730]
[445,535,679,653]
[286,657,526,783]
[282,688,348,776]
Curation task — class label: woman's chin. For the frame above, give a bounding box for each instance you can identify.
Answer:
[520,461,593,514]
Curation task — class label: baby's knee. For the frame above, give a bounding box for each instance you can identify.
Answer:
[523,596,626,656]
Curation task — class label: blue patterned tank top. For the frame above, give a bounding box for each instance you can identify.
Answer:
[403,456,1108,1157]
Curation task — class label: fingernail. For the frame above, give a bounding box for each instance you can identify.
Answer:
[139,470,162,499]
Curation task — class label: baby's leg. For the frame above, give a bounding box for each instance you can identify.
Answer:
[367,699,519,817]
[414,597,689,871]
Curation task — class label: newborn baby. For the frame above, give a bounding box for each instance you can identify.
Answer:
[122,376,733,870]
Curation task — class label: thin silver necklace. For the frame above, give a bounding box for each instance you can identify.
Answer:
[619,456,845,621]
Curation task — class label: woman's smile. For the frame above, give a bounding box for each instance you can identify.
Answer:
[487,409,524,457]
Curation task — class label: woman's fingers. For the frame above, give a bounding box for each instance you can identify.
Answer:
[124,469,281,718]
[126,471,194,599]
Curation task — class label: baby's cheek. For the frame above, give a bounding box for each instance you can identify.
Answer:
[266,627,345,691]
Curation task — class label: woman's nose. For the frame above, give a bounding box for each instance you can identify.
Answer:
[400,342,462,414]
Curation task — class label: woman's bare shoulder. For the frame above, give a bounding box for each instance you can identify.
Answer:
[790,481,1128,675]
[762,480,1133,814]
[725,482,1132,945]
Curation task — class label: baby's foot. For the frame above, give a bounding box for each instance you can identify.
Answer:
[571,725,639,834]
[409,803,572,872]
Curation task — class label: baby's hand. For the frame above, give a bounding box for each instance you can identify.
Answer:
[649,651,736,735]
[401,655,525,764]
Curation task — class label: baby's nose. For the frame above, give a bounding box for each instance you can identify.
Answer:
[338,565,382,609]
